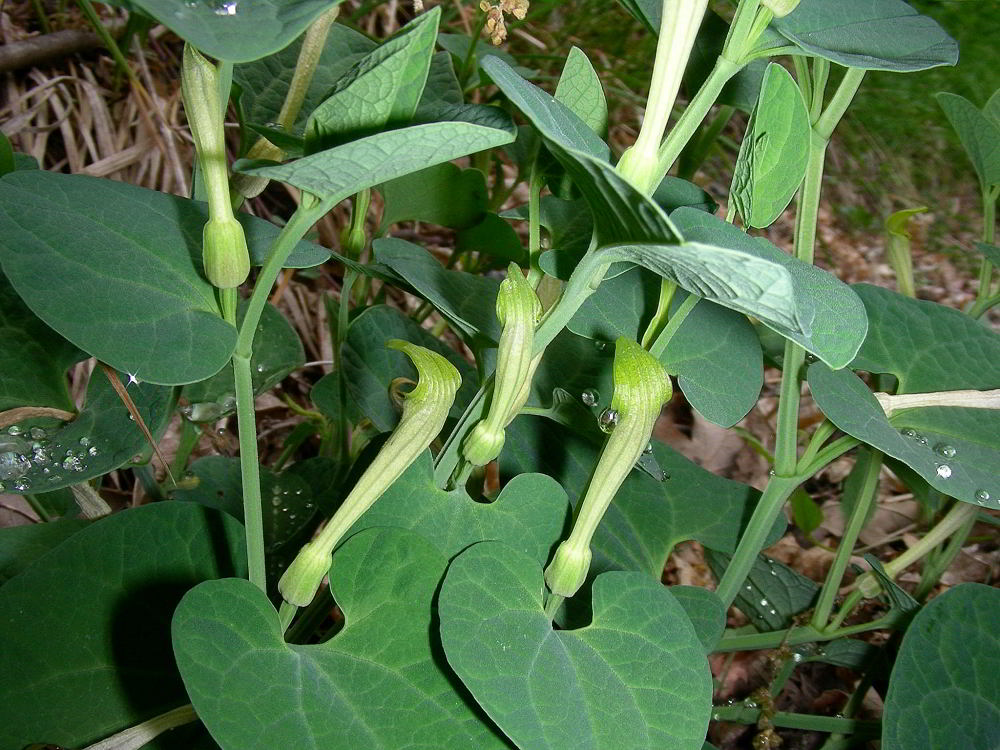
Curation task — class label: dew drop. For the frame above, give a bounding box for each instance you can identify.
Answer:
[643,442,653,454]
[593,339,608,352]
[295,489,302,496]
[933,443,956,459]
[598,407,619,434]
[50,474,61,482]
[79,436,91,447]
[7,425,23,436]
[88,446,99,456]
[29,427,46,440]
[792,652,804,663]
[745,584,753,591]
[0,481,5,492]
[899,428,917,439]
[214,0,237,15]
[12,478,29,492]
[32,448,50,465]
[255,363,265,373]
[768,608,777,616]
[0,449,32,481]
[935,463,952,479]
[42,467,50,475]
[759,598,768,607]
[767,468,776,476]
[914,433,928,446]
[974,489,990,505]
[62,455,83,472]
[580,389,599,408]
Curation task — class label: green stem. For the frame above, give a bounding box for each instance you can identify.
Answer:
[711,706,879,737]
[913,504,976,601]
[526,167,544,287]
[715,476,800,607]
[21,494,53,522]
[656,55,741,176]
[641,279,677,349]
[773,340,805,476]
[233,352,265,590]
[975,185,997,309]
[716,612,896,652]
[677,104,735,180]
[647,292,699,359]
[811,448,881,628]
[277,6,339,132]
[169,418,202,479]
[721,0,761,61]
[796,434,860,478]
[797,419,836,468]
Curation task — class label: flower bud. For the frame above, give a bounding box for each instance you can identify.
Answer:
[203,217,250,288]
[462,422,506,468]
[278,540,331,607]
[760,0,799,18]
[543,539,592,598]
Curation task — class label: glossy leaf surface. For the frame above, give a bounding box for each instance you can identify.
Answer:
[0,502,245,749]
[439,541,712,750]
[174,528,509,750]
[131,0,338,63]
[772,0,959,72]
[883,584,999,749]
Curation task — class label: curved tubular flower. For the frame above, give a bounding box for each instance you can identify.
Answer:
[181,43,249,290]
[279,340,462,607]
[544,337,672,599]
[462,263,542,467]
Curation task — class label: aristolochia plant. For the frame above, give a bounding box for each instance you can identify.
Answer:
[0,1,997,749]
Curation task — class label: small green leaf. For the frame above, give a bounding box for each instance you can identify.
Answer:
[0,370,171,495]
[174,527,510,750]
[730,63,810,229]
[341,305,477,431]
[130,0,339,63]
[807,363,999,509]
[236,121,515,202]
[0,271,83,411]
[984,87,1000,127]
[790,486,823,536]
[378,162,488,231]
[936,92,1000,190]
[555,47,608,137]
[182,300,304,419]
[773,0,959,72]
[439,540,713,750]
[305,8,440,152]
[707,552,818,631]
[0,502,245,749]
[883,584,1000,749]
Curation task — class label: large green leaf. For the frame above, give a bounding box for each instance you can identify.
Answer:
[772,0,958,72]
[670,208,866,368]
[568,269,762,427]
[234,22,375,131]
[439,540,712,750]
[341,305,477,431]
[131,0,337,63]
[0,172,325,384]
[305,8,440,152]
[377,162,488,231]
[349,451,568,562]
[808,364,998,509]
[851,283,1000,392]
[730,63,810,229]
[0,502,245,749]
[936,92,1000,190]
[554,47,607,137]
[236,121,515,202]
[373,238,501,341]
[883,584,999,749]
[175,527,509,750]
[500,416,783,578]
[0,271,83,411]
[182,300,304,421]
[0,369,171,495]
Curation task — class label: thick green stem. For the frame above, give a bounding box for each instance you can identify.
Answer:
[716,612,895,652]
[715,476,800,607]
[913,505,976,601]
[710,706,879,737]
[811,448,881,628]
[647,292,699,359]
[975,185,997,309]
[233,352,266,590]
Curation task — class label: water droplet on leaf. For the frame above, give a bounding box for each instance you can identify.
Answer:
[7,425,23,436]
[214,0,237,15]
[29,427,46,440]
[597,408,619,434]
[580,389,599,408]
[12,478,29,491]
[935,463,952,479]
[62,455,83,472]
[933,443,956,458]
[974,489,990,505]
[79,437,91,447]
[87,446,99,456]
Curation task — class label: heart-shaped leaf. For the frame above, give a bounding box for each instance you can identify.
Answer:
[306,8,440,152]
[883,583,1000,749]
[131,0,338,63]
[772,0,959,72]
[236,121,515,203]
[555,47,607,137]
[936,92,1000,191]
[0,172,326,384]
[182,299,304,420]
[501,416,784,578]
[670,208,867,368]
[0,369,171,495]
[174,527,509,749]
[0,502,245,749]
[373,238,501,341]
[342,305,478,431]
[808,363,998,509]
[439,540,713,750]
[0,270,83,411]
[349,451,568,562]
[730,63,810,229]
[234,22,375,131]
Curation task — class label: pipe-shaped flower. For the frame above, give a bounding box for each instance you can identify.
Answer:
[760,0,799,18]
[544,337,672,598]
[462,263,542,467]
[279,340,462,607]
[181,44,249,289]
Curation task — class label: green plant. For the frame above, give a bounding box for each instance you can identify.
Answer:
[0,1,997,748]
